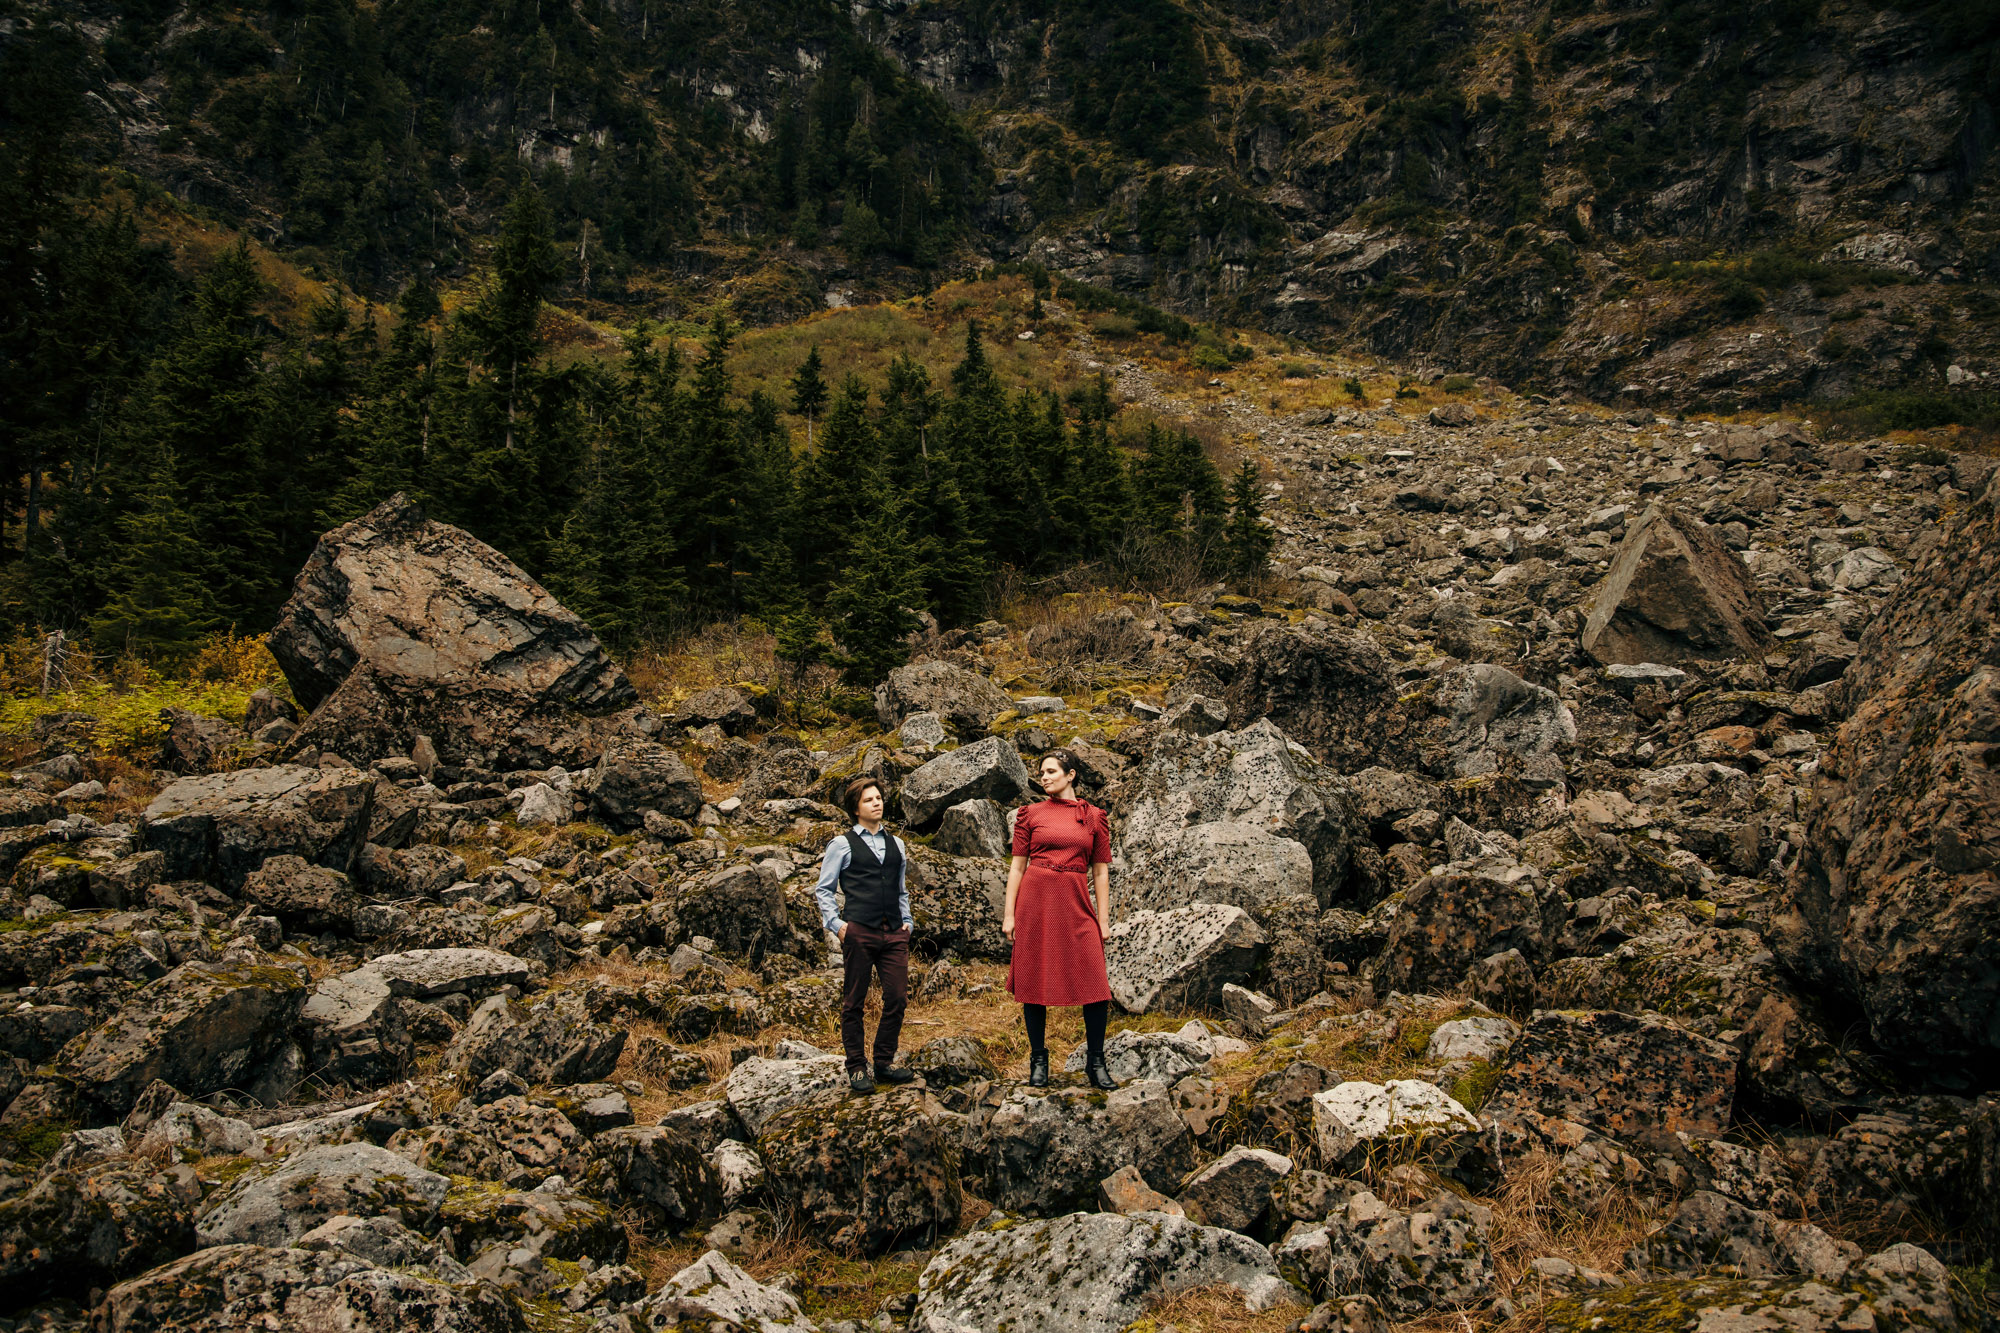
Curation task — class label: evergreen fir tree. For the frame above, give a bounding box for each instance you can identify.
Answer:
[432,183,571,571]
[794,374,882,594]
[88,446,223,656]
[1224,459,1275,578]
[826,492,927,687]
[330,273,442,522]
[789,345,828,448]
[133,240,276,626]
[682,315,749,613]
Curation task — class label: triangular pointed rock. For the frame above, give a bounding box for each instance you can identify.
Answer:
[1581,504,1773,666]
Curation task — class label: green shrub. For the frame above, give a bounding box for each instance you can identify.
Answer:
[1279,362,1318,379]
[1190,345,1230,372]
[1343,376,1367,400]
[1824,389,2000,436]
[1094,314,1140,339]
[1439,374,1477,393]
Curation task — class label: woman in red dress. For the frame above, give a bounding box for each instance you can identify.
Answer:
[1003,748,1117,1089]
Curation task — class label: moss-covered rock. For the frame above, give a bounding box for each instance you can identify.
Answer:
[59,959,307,1119]
[1540,1247,1963,1333]
[0,1162,198,1308]
[579,1125,722,1235]
[95,1241,525,1332]
[195,1142,449,1248]
[758,1085,960,1255]
[437,1180,626,1297]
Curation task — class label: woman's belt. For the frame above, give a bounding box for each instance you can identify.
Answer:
[1028,857,1085,873]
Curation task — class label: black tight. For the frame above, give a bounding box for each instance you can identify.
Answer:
[1023,1001,1109,1059]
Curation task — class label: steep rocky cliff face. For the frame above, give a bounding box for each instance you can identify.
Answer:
[27,0,1999,405]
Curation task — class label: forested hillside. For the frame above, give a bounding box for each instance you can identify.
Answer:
[4,0,2000,658]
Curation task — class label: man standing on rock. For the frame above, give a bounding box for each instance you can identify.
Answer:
[816,777,917,1094]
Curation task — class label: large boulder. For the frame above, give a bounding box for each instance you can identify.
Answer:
[907,845,1010,961]
[1434,663,1575,780]
[1484,1010,1738,1151]
[1222,624,1416,773]
[268,493,633,765]
[388,1095,587,1188]
[95,1243,523,1333]
[962,1081,1193,1216]
[240,854,363,934]
[1276,1188,1496,1315]
[875,659,1013,735]
[1777,480,2000,1084]
[61,961,307,1118]
[899,736,1033,828]
[1118,718,1363,917]
[757,1086,961,1254]
[1539,926,1871,1122]
[1539,1247,1964,1333]
[1103,904,1267,1013]
[584,1125,724,1234]
[300,950,531,1085]
[195,1143,450,1248]
[443,992,625,1087]
[725,1053,852,1137]
[671,862,792,956]
[435,1181,626,1296]
[1581,504,1775,666]
[582,737,703,829]
[1310,1080,1486,1176]
[1628,1191,1861,1281]
[1370,854,1565,994]
[1176,1145,1294,1232]
[933,797,1010,859]
[140,764,376,888]
[914,1209,1300,1333]
[0,1164,198,1307]
[636,1249,818,1332]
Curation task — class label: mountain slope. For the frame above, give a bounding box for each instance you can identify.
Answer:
[13,0,2000,404]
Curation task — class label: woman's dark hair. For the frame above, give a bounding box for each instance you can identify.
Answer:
[1039,748,1081,782]
[841,777,884,819]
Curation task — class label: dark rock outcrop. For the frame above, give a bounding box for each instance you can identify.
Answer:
[1778,479,2000,1083]
[268,495,634,766]
[1581,505,1774,666]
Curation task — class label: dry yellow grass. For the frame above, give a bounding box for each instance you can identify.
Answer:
[1137,1284,1314,1333]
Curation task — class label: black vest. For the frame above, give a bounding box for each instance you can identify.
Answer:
[839,830,903,929]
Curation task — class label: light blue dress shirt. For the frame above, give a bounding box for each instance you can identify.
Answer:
[815,824,913,935]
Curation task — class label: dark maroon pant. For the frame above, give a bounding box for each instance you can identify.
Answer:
[839,921,910,1072]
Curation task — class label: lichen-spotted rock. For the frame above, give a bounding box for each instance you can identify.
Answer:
[0,1163,198,1307]
[95,1242,524,1333]
[635,1248,818,1331]
[757,1085,960,1254]
[914,1210,1301,1333]
[195,1142,450,1248]
[1275,1188,1496,1315]
[1482,1009,1736,1151]
[60,960,307,1118]
[1538,1244,1963,1333]
[961,1081,1193,1216]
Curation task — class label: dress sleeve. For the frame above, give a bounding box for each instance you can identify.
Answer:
[1011,804,1033,857]
[1089,805,1112,864]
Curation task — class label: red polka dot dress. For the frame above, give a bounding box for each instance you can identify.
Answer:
[1006,797,1114,1007]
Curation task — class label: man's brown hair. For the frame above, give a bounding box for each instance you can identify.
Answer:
[841,777,885,819]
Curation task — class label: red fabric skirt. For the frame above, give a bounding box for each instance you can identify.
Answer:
[1007,864,1112,1006]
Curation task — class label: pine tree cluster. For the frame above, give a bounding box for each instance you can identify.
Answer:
[2,169,1274,682]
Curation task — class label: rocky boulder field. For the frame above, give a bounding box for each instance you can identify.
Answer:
[2,403,1998,1333]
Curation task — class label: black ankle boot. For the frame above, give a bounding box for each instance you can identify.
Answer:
[1085,1053,1117,1090]
[1028,1049,1050,1087]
